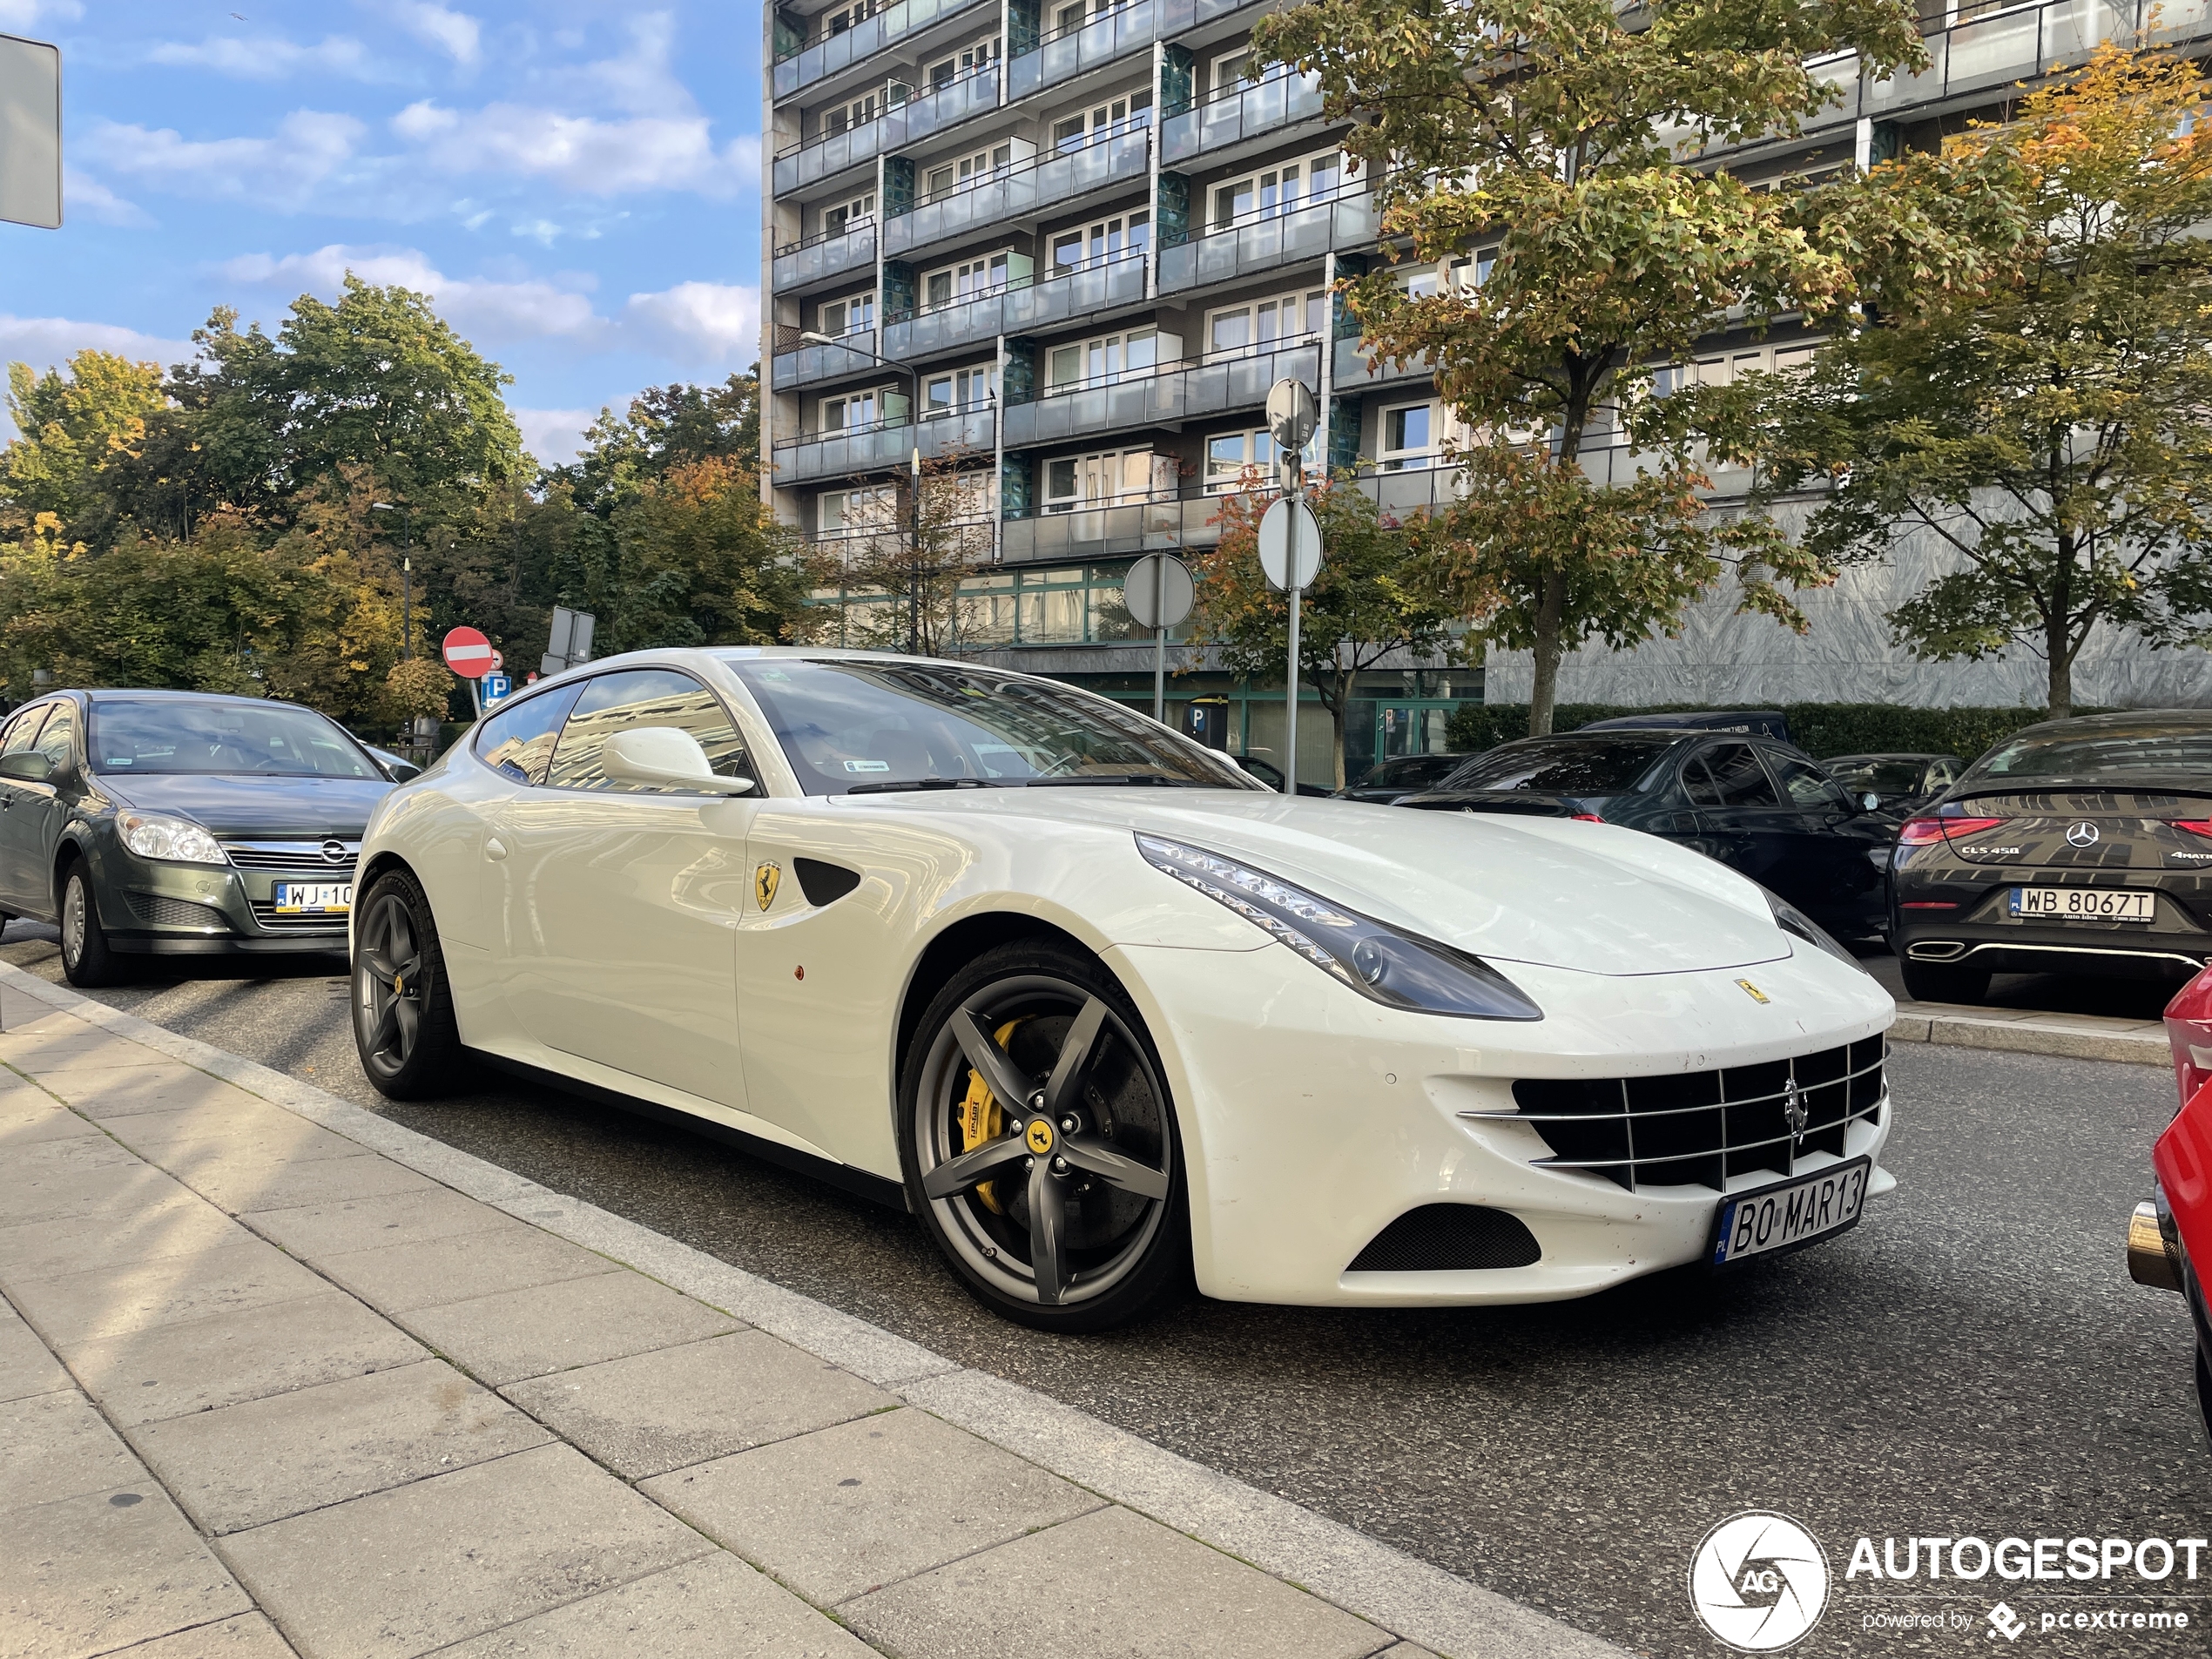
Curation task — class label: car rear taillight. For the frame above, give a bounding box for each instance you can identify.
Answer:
[1898,816,2007,846]
[1569,813,1603,823]
[2172,819,2212,838]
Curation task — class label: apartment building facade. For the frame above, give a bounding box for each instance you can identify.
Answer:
[760,0,2212,779]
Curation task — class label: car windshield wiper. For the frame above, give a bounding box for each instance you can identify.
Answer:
[1023,772,1218,787]
[843,776,1004,795]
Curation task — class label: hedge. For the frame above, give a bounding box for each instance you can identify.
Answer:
[1440,701,2101,764]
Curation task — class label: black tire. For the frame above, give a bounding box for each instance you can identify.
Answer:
[1899,956,1992,1006]
[351,867,462,1100]
[57,860,127,988]
[899,941,1190,1332]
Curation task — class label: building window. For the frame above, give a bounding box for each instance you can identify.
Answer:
[1210,49,1291,96]
[1051,0,1133,36]
[1204,289,1326,360]
[1043,448,1157,512]
[925,36,1000,89]
[1210,150,1343,231]
[821,84,906,139]
[819,388,894,434]
[1379,401,1437,470]
[819,485,895,535]
[825,0,880,37]
[1049,212,1149,273]
[925,143,1015,200]
[818,290,874,337]
[1048,326,1160,390]
[1050,86,1153,152]
[922,251,1020,311]
[822,192,875,238]
[924,364,998,417]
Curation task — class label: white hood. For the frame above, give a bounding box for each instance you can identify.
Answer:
[867,789,1795,976]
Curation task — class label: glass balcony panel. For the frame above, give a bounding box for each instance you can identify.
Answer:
[918,407,996,459]
[1946,6,2044,93]
[888,69,1001,151]
[774,420,914,484]
[773,0,992,98]
[772,224,878,291]
[770,331,880,392]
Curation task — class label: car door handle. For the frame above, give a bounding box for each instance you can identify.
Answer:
[485,837,508,861]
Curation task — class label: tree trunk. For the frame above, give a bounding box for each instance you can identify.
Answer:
[2046,616,2074,720]
[1528,567,1564,737]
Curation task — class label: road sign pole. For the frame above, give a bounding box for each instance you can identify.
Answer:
[1285,512,1300,799]
[1152,556,1169,724]
[468,677,482,720]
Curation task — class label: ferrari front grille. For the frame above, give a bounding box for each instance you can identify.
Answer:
[1478,1037,1886,1192]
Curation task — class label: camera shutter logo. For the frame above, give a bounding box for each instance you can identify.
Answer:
[1688,1512,1831,1651]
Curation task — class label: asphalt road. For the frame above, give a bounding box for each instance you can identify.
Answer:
[4,922,2204,1659]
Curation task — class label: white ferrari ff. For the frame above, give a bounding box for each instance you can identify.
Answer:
[352,649,1896,1330]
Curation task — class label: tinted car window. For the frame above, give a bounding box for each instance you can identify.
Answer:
[1362,754,1463,789]
[89,699,376,778]
[546,670,752,793]
[0,705,51,759]
[1694,744,1783,808]
[1768,753,1849,812]
[475,684,586,786]
[1439,738,1677,795]
[1962,725,2212,780]
[32,702,76,772]
[1827,759,1927,796]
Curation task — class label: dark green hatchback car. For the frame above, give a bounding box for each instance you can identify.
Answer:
[0,690,397,986]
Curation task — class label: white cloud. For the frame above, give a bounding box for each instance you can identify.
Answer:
[567,13,692,117]
[62,168,150,228]
[512,407,592,467]
[0,0,82,28]
[145,35,374,82]
[219,244,599,344]
[388,1,482,67]
[392,99,752,198]
[81,111,367,212]
[620,281,759,368]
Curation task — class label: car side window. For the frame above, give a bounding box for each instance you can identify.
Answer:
[31,703,76,773]
[1768,752,1848,813]
[1703,744,1783,808]
[1925,760,1953,791]
[475,685,586,786]
[544,669,754,794]
[0,705,51,759]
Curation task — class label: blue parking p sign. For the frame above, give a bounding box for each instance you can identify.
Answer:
[481,672,512,705]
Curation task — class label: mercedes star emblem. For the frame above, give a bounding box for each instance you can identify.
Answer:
[2065,821,2101,848]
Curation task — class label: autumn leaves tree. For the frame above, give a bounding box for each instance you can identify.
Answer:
[1253,0,1975,735]
[1753,44,2212,718]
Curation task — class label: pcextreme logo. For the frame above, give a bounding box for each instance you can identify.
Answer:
[1689,1512,1831,1651]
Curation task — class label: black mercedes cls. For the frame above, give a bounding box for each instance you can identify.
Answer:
[1397,728,1894,937]
[0,690,398,987]
[1890,711,2212,1004]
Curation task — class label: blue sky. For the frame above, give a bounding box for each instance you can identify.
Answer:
[1,0,763,464]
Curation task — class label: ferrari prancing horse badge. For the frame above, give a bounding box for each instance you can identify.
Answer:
[755,861,780,911]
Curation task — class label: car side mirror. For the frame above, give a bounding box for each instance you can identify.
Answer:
[601,727,756,796]
[0,752,53,784]
[382,757,422,784]
[1862,792,1882,813]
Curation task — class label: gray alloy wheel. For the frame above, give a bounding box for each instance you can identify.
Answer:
[351,869,462,1098]
[902,943,1186,1332]
[57,861,125,988]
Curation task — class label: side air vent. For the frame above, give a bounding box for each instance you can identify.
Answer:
[1346,1204,1541,1272]
[125,892,231,932]
[795,858,861,907]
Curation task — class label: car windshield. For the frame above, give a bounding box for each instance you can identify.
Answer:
[1826,759,1928,795]
[1962,725,2212,782]
[89,699,377,779]
[1440,737,1677,795]
[1361,754,1461,789]
[724,658,1258,795]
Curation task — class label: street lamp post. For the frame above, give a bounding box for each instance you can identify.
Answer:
[369,502,413,660]
[799,332,926,654]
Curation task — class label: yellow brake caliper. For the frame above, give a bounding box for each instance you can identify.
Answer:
[958,1017,1028,1214]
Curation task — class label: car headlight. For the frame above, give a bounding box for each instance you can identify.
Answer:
[118,812,226,866]
[1765,888,1866,974]
[1135,833,1542,1021]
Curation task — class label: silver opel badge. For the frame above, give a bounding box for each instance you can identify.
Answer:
[322,840,349,863]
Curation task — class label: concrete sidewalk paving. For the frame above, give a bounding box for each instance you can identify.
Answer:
[1885,996,2170,1066]
[0,966,1619,1659]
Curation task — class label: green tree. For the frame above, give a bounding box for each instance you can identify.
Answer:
[1195,479,1456,786]
[830,453,992,657]
[0,351,167,540]
[554,370,762,516]
[1753,44,2212,718]
[1253,0,1986,735]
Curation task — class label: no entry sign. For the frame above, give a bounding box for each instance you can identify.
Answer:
[442,626,495,678]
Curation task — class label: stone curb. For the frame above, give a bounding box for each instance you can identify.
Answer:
[1885,999,2169,1067]
[0,961,1623,1659]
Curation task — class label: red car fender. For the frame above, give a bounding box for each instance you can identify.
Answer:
[2159,969,2212,1277]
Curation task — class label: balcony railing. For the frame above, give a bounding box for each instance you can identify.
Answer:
[770,406,997,483]
[774,71,1002,194]
[1001,341,1323,447]
[1331,332,1432,391]
[1003,0,1269,101]
[772,222,879,291]
[1160,70,1325,167]
[1157,192,1376,293]
[770,330,879,393]
[885,128,1151,258]
[886,252,1148,356]
[772,0,992,100]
